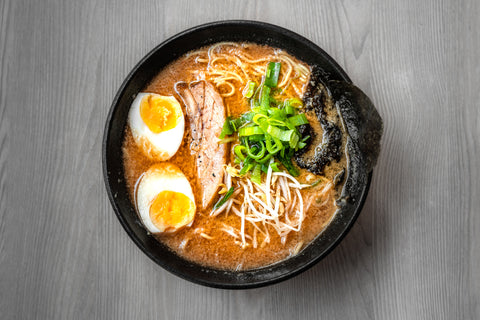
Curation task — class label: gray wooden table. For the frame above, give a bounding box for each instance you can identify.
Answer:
[1,0,479,319]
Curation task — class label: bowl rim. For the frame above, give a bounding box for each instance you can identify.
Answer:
[102,19,371,289]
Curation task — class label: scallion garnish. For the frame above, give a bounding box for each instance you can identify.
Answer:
[264,62,281,87]
[238,125,264,137]
[243,81,256,98]
[219,116,234,139]
[287,113,309,127]
[251,164,262,184]
[234,145,247,161]
[260,85,271,110]
[270,162,281,172]
[218,61,310,182]
[214,187,235,210]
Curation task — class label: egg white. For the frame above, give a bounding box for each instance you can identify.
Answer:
[136,163,196,233]
[128,93,184,160]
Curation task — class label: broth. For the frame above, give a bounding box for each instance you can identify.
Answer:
[122,43,346,270]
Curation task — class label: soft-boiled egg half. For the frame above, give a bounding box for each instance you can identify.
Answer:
[136,163,196,233]
[128,93,184,160]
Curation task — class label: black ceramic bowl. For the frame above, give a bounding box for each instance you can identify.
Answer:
[103,20,378,289]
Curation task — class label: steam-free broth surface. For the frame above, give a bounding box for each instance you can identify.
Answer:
[123,43,346,270]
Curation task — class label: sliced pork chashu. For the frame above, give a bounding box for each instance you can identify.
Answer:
[175,80,227,210]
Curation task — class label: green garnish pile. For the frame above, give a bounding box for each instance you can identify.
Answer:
[219,62,310,183]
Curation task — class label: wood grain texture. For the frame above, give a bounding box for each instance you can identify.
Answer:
[0,0,11,316]
[1,0,479,319]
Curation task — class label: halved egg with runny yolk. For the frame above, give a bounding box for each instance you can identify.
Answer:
[128,93,184,160]
[136,163,196,233]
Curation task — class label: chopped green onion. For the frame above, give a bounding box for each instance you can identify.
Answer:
[246,141,266,160]
[267,126,294,142]
[270,162,281,172]
[219,61,310,184]
[241,112,255,123]
[297,141,307,149]
[289,131,300,149]
[264,62,281,87]
[234,145,247,161]
[247,134,265,142]
[256,153,273,164]
[301,135,311,142]
[243,156,254,165]
[214,187,234,210]
[285,104,295,115]
[278,155,299,177]
[239,162,254,175]
[257,117,269,132]
[265,125,281,139]
[285,98,303,108]
[219,116,234,138]
[261,163,269,174]
[273,137,283,149]
[287,114,309,127]
[239,125,264,137]
[243,81,256,98]
[267,118,286,127]
[265,135,282,154]
[230,119,241,131]
[260,85,271,110]
[252,113,268,125]
[268,108,286,120]
[251,164,262,184]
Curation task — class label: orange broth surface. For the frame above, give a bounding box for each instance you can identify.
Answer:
[122,43,345,270]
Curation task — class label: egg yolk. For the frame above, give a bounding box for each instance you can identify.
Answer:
[140,95,178,133]
[149,190,195,230]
